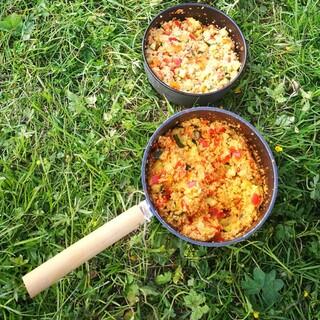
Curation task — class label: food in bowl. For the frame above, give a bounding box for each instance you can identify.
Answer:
[147,117,267,242]
[145,17,241,94]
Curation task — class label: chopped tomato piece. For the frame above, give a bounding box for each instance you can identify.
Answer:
[251,193,262,206]
[214,136,221,147]
[213,231,225,242]
[209,127,226,135]
[163,57,171,64]
[189,33,196,40]
[229,147,241,159]
[150,175,160,185]
[169,36,178,42]
[173,58,182,67]
[221,154,231,164]
[187,180,197,188]
[209,207,225,219]
[233,150,241,159]
[175,160,184,168]
[209,207,219,215]
[199,138,209,147]
[174,20,181,28]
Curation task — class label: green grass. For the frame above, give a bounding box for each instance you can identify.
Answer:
[0,0,319,319]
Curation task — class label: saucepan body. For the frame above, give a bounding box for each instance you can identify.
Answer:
[142,3,248,106]
[141,107,278,247]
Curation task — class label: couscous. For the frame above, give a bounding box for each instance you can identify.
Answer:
[146,17,241,94]
[147,118,267,242]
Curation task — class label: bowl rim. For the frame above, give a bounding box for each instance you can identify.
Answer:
[141,107,278,247]
[142,2,248,97]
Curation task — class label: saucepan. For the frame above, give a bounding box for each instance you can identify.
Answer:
[22,107,278,298]
[142,3,248,106]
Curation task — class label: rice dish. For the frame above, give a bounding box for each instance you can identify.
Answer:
[146,17,241,94]
[147,118,267,242]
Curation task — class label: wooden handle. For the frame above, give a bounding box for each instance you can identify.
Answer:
[22,203,147,298]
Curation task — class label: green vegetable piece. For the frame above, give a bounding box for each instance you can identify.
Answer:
[173,134,185,148]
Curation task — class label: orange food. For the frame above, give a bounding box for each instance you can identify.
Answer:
[147,118,267,242]
[169,81,180,90]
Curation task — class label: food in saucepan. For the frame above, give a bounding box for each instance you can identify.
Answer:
[146,17,241,94]
[147,118,267,242]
